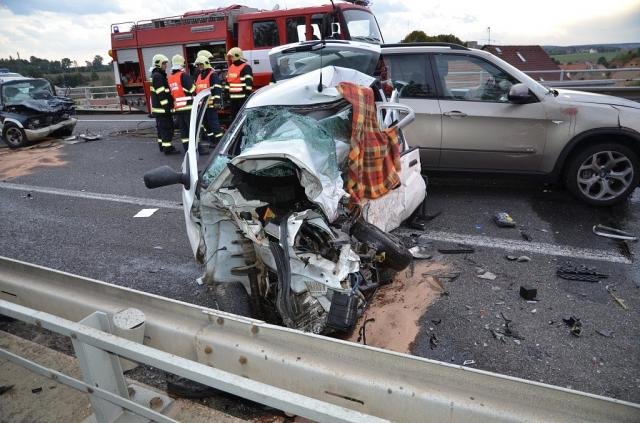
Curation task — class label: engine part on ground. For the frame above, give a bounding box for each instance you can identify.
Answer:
[350,219,412,271]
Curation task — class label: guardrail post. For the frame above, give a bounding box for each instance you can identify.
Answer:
[560,69,564,81]
[71,312,130,423]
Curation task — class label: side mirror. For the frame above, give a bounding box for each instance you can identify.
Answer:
[508,83,532,104]
[143,165,190,189]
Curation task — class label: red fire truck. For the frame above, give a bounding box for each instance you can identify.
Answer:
[108,1,383,112]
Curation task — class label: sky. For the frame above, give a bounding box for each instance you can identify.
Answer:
[0,0,638,62]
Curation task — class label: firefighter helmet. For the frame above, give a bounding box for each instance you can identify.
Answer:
[152,54,169,67]
[226,47,246,62]
[194,55,210,67]
[196,50,213,59]
[172,54,185,66]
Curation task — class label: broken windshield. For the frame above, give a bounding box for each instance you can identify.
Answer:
[202,102,352,185]
[1,79,54,104]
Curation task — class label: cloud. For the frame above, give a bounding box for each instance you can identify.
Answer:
[3,0,122,15]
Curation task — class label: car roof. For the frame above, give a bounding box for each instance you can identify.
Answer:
[382,42,470,51]
[0,74,28,84]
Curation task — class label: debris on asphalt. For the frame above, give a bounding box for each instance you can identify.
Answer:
[431,318,442,325]
[31,387,43,394]
[520,230,532,242]
[0,384,14,395]
[596,329,613,338]
[409,246,432,259]
[438,247,475,254]
[356,318,375,345]
[196,277,204,286]
[562,316,583,337]
[519,286,538,301]
[493,212,516,228]
[429,333,438,349]
[421,270,460,282]
[606,285,628,310]
[23,192,33,199]
[531,309,537,314]
[506,254,518,261]
[491,329,506,343]
[556,265,608,282]
[462,360,476,366]
[79,132,101,141]
[477,271,497,280]
[592,224,638,242]
[516,255,531,262]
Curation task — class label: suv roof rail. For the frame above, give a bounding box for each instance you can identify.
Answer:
[382,42,470,51]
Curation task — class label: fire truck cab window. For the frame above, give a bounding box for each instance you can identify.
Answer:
[286,17,307,43]
[253,20,280,48]
[311,14,338,40]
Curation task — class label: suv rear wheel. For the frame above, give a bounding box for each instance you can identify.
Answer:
[2,123,28,149]
[565,142,639,206]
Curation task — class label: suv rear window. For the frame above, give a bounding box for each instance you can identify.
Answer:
[382,54,437,98]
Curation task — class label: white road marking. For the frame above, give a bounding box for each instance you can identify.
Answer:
[134,208,158,218]
[421,230,632,264]
[0,182,631,265]
[0,182,182,210]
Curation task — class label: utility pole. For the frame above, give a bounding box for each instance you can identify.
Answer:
[487,27,491,46]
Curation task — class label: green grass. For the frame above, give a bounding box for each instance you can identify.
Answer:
[550,51,619,64]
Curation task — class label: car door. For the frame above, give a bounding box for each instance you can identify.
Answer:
[382,52,442,168]
[433,53,547,171]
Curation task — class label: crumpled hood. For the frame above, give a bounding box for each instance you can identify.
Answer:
[555,89,640,109]
[8,96,74,113]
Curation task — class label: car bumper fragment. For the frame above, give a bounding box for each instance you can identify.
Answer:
[23,118,78,141]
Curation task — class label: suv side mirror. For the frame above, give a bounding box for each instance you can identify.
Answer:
[508,83,532,104]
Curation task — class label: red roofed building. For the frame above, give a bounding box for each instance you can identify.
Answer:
[482,45,561,81]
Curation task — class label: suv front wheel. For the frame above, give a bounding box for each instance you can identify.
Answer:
[2,123,28,149]
[565,142,639,206]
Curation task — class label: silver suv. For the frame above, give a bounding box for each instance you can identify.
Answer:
[381,43,640,206]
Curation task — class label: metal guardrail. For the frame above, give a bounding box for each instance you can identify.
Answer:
[0,256,639,422]
[59,85,145,112]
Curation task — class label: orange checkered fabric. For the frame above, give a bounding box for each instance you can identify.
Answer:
[337,82,401,203]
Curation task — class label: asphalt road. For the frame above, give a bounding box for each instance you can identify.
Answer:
[0,116,638,405]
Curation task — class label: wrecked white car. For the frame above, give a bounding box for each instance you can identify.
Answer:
[145,66,426,334]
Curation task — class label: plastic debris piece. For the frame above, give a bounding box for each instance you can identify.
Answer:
[196,277,204,286]
[462,360,476,366]
[31,387,43,394]
[531,309,537,314]
[493,212,516,228]
[562,316,583,337]
[477,271,496,280]
[438,247,475,254]
[596,329,612,338]
[606,285,628,310]
[429,333,438,349]
[79,133,101,141]
[0,385,14,395]
[556,265,607,283]
[516,255,531,262]
[592,224,637,241]
[506,254,518,261]
[409,246,432,259]
[519,286,538,301]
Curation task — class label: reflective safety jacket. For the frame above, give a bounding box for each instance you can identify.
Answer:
[195,69,222,108]
[168,70,195,112]
[224,62,253,100]
[150,68,173,115]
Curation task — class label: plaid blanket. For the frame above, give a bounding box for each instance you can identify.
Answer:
[337,82,401,202]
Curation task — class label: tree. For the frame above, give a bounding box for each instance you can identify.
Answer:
[61,58,71,70]
[401,31,464,46]
[597,56,609,67]
[401,30,429,43]
[92,55,103,69]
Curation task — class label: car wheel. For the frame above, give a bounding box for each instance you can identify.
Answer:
[212,281,253,318]
[565,143,640,206]
[2,123,28,148]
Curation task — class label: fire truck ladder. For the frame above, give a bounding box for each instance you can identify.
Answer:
[0,256,638,423]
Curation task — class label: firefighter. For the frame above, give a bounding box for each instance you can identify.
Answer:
[150,54,176,154]
[168,54,201,154]
[224,47,253,119]
[192,50,213,79]
[194,55,224,147]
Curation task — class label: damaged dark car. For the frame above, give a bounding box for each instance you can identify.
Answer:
[0,77,77,148]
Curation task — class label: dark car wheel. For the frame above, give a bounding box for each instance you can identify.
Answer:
[351,219,413,271]
[2,123,28,149]
[565,143,640,206]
